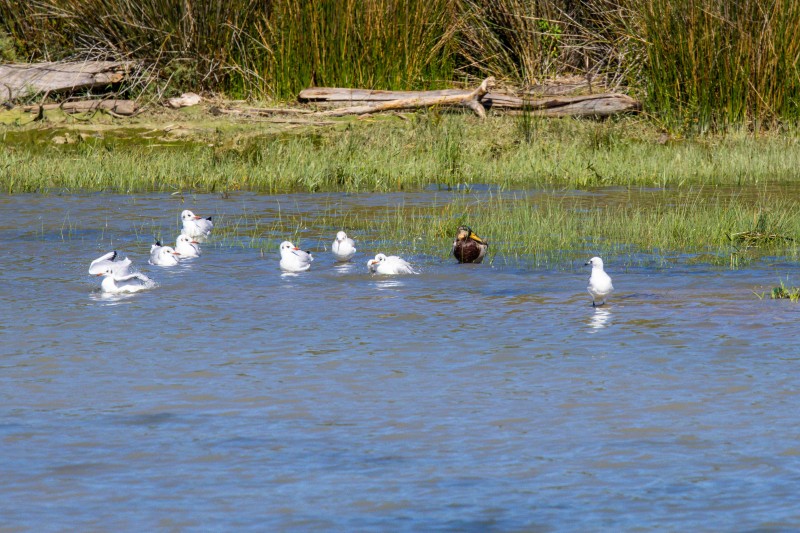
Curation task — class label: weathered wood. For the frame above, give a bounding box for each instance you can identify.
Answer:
[491,93,641,117]
[299,85,639,117]
[299,87,469,103]
[0,61,132,101]
[24,99,138,116]
[212,106,314,117]
[313,77,496,118]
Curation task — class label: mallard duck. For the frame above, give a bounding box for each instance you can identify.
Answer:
[452,225,488,263]
[585,256,614,306]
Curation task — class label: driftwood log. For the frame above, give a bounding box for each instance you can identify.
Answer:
[0,61,133,101]
[24,99,138,117]
[300,83,639,117]
[311,77,497,118]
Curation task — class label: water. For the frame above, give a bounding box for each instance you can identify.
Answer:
[2,192,800,531]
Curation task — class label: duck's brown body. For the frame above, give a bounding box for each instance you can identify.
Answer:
[452,226,488,263]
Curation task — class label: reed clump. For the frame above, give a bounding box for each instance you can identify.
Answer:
[2,1,799,129]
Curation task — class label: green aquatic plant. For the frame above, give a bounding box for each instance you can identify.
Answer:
[770,280,800,302]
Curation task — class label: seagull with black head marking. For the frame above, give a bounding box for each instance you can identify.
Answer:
[181,209,213,239]
[149,240,181,266]
[88,251,132,277]
[279,241,314,272]
[95,267,154,294]
[175,234,201,258]
[367,253,417,275]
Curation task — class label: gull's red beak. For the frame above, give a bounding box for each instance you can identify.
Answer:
[194,215,202,220]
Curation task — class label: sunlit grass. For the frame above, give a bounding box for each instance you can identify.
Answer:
[3,115,800,194]
[122,188,800,269]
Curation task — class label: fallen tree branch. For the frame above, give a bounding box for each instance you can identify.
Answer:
[300,83,640,117]
[0,61,133,101]
[24,99,138,116]
[312,77,496,118]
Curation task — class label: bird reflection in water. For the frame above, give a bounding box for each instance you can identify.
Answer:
[589,306,611,331]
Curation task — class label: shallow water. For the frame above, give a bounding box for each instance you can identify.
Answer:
[1,192,799,531]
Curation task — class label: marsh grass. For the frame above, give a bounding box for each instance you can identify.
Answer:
[640,0,800,131]
[2,1,800,129]
[4,115,800,194]
[147,187,800,270]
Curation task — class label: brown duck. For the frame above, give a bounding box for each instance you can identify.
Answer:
[452,225,488,263]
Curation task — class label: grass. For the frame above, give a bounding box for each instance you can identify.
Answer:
[2,1,800,129]
[769,280,800,302]
[3,113,800,194]
[123,185,800,270]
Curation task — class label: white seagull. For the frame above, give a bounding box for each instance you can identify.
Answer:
[95,268,154,294]
[367,253,417,275]
[175,234,201,258]
[279,241,314,272]
[149,241,181,266]
[181,209,213,239]
[88,251,132,277]
[331,231,356,262]
[586,256,614,307]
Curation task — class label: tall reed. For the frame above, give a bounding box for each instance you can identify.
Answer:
[639,0,800,131]
[249,0,457,99]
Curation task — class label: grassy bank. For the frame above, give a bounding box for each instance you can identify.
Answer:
[2,113,800,194]
[2,0,799,130]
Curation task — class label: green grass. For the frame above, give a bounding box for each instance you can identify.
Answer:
[769,280,800,302]
[3,0,800,128]
[125,185,800,269]
[3,114,800,194]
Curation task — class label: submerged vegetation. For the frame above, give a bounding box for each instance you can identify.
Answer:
[1,0,800,130]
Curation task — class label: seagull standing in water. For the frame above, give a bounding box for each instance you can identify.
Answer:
[96,267,154,294]
[279,241,314,272]
[175,234,201,258]
[149,241,181,266]
[452,225,488,264]
[331,231,356,262]
[88,251,132,277]
[586,256,613,307]
[367,253,418,275]
[181,209,213,239]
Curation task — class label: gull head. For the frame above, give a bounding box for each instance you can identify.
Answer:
[280,241,297,252]
[336,231,348,242]
[367,253,387,272]
[181,209,200,221]
[176,234,199,245]
[158,246,181,258]
[585,256,604,269]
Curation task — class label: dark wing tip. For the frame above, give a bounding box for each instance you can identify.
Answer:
[155,240,162,247]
